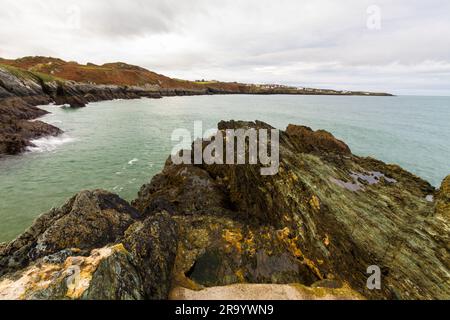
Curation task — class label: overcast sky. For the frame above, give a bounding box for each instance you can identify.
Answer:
[1,0,449,95]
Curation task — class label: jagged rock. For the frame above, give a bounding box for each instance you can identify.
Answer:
[133,162,232,217]
[0,190,140,277]
[123,212,178,299]
[171,215,321,290]
[0,120,448,300]
[0,68,61,155]
[135,120,450,300]
[285,124,351,155]
[436,175,450,219]
[0,244,145,300]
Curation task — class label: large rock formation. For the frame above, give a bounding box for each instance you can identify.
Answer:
[0,121,448,300]
[0,68,62,155]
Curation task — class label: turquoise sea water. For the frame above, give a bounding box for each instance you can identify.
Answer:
[0,95,449,242]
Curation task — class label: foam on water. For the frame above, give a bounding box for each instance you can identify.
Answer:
[128,158,139,165]
[27,135,75,153]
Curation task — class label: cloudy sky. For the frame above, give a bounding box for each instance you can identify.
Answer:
[1,0,449,95]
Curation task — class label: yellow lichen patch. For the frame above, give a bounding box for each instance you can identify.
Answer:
[276,227,324,280]
[309,195,321,211]
[323,235,330,247]
[0,263,61,300]
[223,229,257,256]
[290,282,365,300]
[245,230,257,256]
[64,245,120,299]
[235,269,246,283]
[278,227,291,239]
[290,171,299,183]
[0,245,122,300]
[223,229,244,253]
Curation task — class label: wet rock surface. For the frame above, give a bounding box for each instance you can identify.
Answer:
[0,121,448,300]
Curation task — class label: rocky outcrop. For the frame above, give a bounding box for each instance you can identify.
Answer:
[0,190,140,277]
[0,68,62,155]
[0,121,448,300]
[135,121,449,300]
[0,244,145,300]
[123,212,178,299]
[436,175,450,219]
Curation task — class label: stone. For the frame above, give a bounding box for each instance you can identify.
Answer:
[0,190,140,277]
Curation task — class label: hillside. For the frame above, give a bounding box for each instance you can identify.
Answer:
[0,56,248,92]
[0,56,393,95]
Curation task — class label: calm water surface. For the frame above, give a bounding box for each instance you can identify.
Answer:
[0,95,449,241]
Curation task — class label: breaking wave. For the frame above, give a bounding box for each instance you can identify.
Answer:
[27,135,75,153]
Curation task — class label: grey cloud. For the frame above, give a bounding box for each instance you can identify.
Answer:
[0,0,449,95]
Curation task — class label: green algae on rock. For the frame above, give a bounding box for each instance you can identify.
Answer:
[0,120,448,300]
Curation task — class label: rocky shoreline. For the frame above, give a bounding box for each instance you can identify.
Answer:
[0,67,220,156]
[0,121,448,300]
[0,60,393,157]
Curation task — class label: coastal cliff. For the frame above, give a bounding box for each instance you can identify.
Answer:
[0,121,448,300]
[0,57,392,156]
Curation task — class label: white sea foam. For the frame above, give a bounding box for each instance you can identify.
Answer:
[27,135,75,153]
[128,158,139,165]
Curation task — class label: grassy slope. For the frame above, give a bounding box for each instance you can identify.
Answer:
[0,56,244,91]
[0,56,392,95]
[0,62,64,84]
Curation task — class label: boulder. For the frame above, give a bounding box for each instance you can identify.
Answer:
[0,244,145,300]
[436,175,450,219]
[0,190,140,277]
[123,212,178,299]
[135,120,450,299]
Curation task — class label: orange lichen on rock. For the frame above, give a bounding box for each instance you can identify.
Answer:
[277,227,324,280]
[309,195,321,211]
[222,229,256,256]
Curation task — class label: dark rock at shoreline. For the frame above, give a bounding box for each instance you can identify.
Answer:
[0,99,62,155]
[135,121,448,300]
[0,190,140,277]
[286,124,352,155]
[0,120,447,300]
